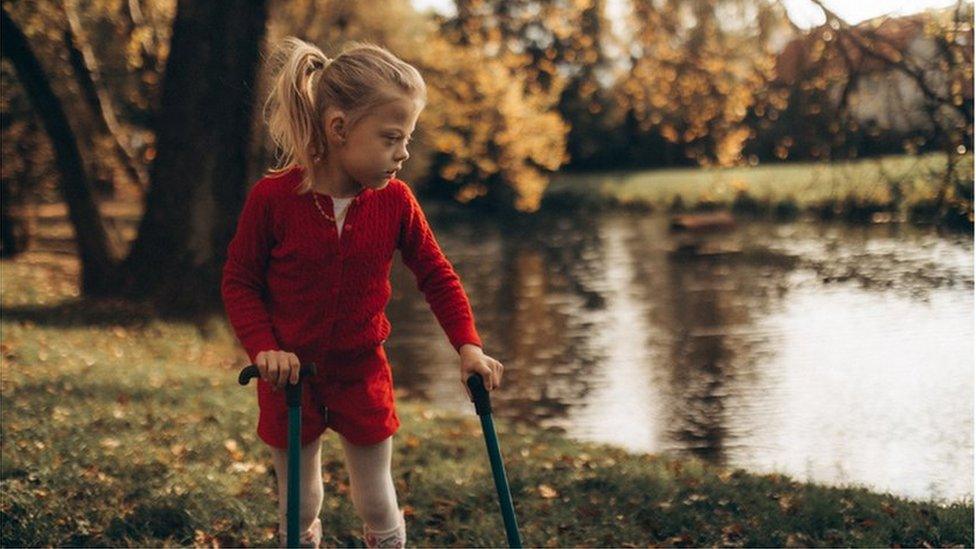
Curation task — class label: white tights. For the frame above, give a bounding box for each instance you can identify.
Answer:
[269,433,402,547]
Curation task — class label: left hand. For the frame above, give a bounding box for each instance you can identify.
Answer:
[459,344,504,400]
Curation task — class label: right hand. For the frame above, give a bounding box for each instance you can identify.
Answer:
[255,349,301,390]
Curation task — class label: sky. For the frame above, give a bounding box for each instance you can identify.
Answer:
[410,0,966,28]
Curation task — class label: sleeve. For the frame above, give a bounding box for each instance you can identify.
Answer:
[397,182,483,353]
[221,179,281,363]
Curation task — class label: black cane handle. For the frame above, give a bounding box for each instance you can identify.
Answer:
[238,363,318,385]
[466,373,492,416]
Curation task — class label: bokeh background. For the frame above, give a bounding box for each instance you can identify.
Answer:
[1,0,973,545]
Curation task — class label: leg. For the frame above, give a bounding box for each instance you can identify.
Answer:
[269,435,324,548]
[339,433,406,548]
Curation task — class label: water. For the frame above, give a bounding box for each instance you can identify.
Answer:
[383,207,974,504]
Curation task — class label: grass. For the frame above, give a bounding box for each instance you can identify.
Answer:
[546,153,974,228]
[1,252,973,547]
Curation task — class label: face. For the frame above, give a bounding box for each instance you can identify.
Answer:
[332,95,422,191]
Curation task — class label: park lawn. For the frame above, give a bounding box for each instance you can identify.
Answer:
[547,153,974,223]
[1,252,972,548]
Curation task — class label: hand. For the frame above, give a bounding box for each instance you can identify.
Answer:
[459,344,504,400]
[254,349,301,390]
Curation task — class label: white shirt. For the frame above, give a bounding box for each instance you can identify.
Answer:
[333,197,353,236]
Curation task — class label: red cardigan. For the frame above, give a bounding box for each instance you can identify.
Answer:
[221,166,482,363]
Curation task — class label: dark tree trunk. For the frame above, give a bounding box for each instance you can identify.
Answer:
[1,6,120,293]
[120,0,269,316]
[0,178,29,257]
[63,0,150,193]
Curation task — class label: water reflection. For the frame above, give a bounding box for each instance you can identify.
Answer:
[384,206,973,503]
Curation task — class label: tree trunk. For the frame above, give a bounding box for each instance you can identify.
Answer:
[119,0,269,315]
[63,0,150,193]
[1,6,120,294]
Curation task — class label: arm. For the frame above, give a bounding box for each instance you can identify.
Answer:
[397,182,483,353]
[221,179,281,363]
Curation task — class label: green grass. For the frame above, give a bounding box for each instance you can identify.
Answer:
[547,153,974,227]
[1,253,973,547]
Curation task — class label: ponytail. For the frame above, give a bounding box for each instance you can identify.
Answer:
[263,37,330,186]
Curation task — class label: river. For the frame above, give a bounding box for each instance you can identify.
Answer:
[383,207,973,504]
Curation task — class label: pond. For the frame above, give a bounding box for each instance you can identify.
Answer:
[383,206,973,504]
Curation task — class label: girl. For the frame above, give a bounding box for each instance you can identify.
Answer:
[221,37,504,548]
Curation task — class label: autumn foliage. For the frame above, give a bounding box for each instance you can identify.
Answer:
[2,0,973,217]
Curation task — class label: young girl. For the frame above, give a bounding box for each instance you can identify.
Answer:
[221,37,504,548]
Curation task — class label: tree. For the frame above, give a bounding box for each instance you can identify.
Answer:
[2,5,119,293]
[3,0,270,313]
[119,0,270,313]
[613,0,787,167]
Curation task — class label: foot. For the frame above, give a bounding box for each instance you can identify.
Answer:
[279,516,322,548]
[363,509,406,548]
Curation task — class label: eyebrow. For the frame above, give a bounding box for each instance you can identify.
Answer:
[382,127,414,137]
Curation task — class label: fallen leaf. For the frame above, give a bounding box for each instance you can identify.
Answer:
[100,438,120,450]
[538,484,559,499]
[224,439,243,461]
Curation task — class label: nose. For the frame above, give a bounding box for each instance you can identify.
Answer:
[394,142,409,163]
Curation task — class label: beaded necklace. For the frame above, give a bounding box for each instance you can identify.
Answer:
[311,192,336,222]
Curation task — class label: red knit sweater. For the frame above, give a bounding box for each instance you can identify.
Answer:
[221,166,482,363]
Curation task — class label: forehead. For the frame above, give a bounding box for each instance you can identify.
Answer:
[366,97,422,131]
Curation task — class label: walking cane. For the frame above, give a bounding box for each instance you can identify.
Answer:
[466,373,522,548]
[240,362,318,548]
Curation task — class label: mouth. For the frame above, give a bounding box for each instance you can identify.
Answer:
[384,169,398,179]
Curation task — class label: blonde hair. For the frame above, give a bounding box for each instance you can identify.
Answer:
[262,37,427,193]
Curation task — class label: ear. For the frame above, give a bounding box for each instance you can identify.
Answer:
[325,110,348,146]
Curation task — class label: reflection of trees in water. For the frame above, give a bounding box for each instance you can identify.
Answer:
[386,208,968,474]
[385,208,607,417]
[642,223,797,465]
[486,213,608,428]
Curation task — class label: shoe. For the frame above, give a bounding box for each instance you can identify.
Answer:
[363,508,406,548]
[279,516,322,548]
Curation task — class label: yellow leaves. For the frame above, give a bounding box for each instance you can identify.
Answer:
[538,484,559,499]
[773,492,800,515]
[415,32,568,212]
[456,184,488,204]
[228,461,266,475]
[717,468,737,482]
[224,439,243,461]
[661,124,680,143]
[193,529,221,548]
[51,406,70,422]
[682,492,708,505]
[100,437,121,450]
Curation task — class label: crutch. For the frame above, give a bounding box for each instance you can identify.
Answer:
[240,362,318,548]
[466,373,522,548]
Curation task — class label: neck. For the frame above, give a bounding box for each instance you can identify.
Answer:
[308,161,362,198]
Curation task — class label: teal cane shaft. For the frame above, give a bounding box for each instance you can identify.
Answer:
[287,403,301,547]
[478,413,522,548]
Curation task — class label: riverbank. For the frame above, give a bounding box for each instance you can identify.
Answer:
[546,153,974,230]
[1,253,972,547]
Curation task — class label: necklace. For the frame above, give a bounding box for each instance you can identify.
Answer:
[311,192,336,222]
[312,192,354,225]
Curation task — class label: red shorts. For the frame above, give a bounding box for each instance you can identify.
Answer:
[256,344,400,449]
